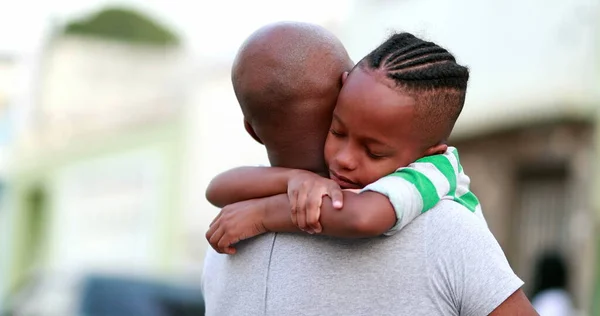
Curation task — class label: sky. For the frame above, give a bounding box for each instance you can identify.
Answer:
[0,0,353,58]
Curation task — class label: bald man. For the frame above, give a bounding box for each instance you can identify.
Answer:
[202,22,351,315]
[201,22,536,316]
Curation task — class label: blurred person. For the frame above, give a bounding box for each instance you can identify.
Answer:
[202,22,536,315]
[531,252,574,316]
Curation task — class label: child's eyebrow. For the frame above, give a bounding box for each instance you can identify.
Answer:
[363,137,392,149]
[333,113,394,149]
[332,114,345,126]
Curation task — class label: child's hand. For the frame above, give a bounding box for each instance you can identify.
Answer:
[287,171,343,234]
[205,198,268,255]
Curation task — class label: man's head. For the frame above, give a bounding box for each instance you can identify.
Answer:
[325,32,469,188]
[232,22,353,174]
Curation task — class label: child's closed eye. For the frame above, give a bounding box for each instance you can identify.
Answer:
[330,129,345,137]
[366,150,387,160]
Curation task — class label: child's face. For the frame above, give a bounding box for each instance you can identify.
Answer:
[324,68,425,189]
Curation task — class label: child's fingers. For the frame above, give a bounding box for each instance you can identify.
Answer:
[205,219,220,242]
[223,246,237,255]
[290,213,298,227]
[218,233,239,254]
[305,187,323,233]
[208,226,226,253]
[328,185,344,209]
[288,187,299,220]
[205,217,221,243]
[210,211,223,227]
[295,186,309,231]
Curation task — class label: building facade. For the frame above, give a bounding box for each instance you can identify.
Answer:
[2,35,197,313]
[0,54,18,312]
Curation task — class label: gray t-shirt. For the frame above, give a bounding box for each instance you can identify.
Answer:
[202,200,523,316]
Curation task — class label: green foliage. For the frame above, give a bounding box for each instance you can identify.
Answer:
[64,7,179,46]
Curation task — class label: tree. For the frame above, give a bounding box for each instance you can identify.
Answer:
[64,7,179,46]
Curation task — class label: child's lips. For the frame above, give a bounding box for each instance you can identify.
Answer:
[329,170,361,189]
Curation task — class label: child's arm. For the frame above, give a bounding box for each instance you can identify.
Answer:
[265,191,397,237]
[287,148,466,236]
[288,147,470,238]
[361,147,467,235]
[206,147,471,253]
[206,191,397,254]
[205,166,316,207]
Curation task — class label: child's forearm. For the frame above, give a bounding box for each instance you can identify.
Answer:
[262,192,396,238]
[206,166,301,207]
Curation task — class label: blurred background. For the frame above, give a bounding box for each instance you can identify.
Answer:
[0,0,598,315]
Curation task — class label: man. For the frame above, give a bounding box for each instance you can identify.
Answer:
[202,22,537,316]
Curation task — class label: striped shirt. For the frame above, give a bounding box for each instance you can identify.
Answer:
[361,147,485,235]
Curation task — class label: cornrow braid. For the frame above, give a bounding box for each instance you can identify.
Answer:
[357,32,470,147]
[361,32,469,91]
[386,46,450,70]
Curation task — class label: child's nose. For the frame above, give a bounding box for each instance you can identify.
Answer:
[335,147,357,171]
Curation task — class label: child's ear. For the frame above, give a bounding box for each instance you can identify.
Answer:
[424,143,448,156]
[244,119,263,144]
[341,71,349,85]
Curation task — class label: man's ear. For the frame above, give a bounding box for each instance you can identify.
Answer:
[341,71,349,85]
[244,119,263,144]
[424,143,448,156]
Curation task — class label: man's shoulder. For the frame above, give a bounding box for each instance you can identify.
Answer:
[420,200,523,315]
[422,199,485,228]
[414,199,492,248]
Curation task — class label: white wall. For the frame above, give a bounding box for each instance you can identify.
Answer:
[4,37,196,283]
[38,36,186,143]
[48,147,167,275]
[0,58,16,176]
[178,67,269,274]
[0,58,16,308]
[0,59,16,100]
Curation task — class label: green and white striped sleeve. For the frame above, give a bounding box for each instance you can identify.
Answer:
[361,147,484,236]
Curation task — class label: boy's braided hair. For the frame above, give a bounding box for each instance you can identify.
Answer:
[358,32,469,146]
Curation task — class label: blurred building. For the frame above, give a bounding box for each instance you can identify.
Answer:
[0,53,17,313]
[0,55,16,177]
[0,8,279,313]
[1,9,207,314]
[339,0,600,314]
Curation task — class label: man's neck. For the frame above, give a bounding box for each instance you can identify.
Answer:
[268,153,327,176]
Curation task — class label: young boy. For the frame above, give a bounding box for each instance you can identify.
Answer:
[206,32,483,254]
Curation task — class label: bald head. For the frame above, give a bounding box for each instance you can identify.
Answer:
[232,21,352,173]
